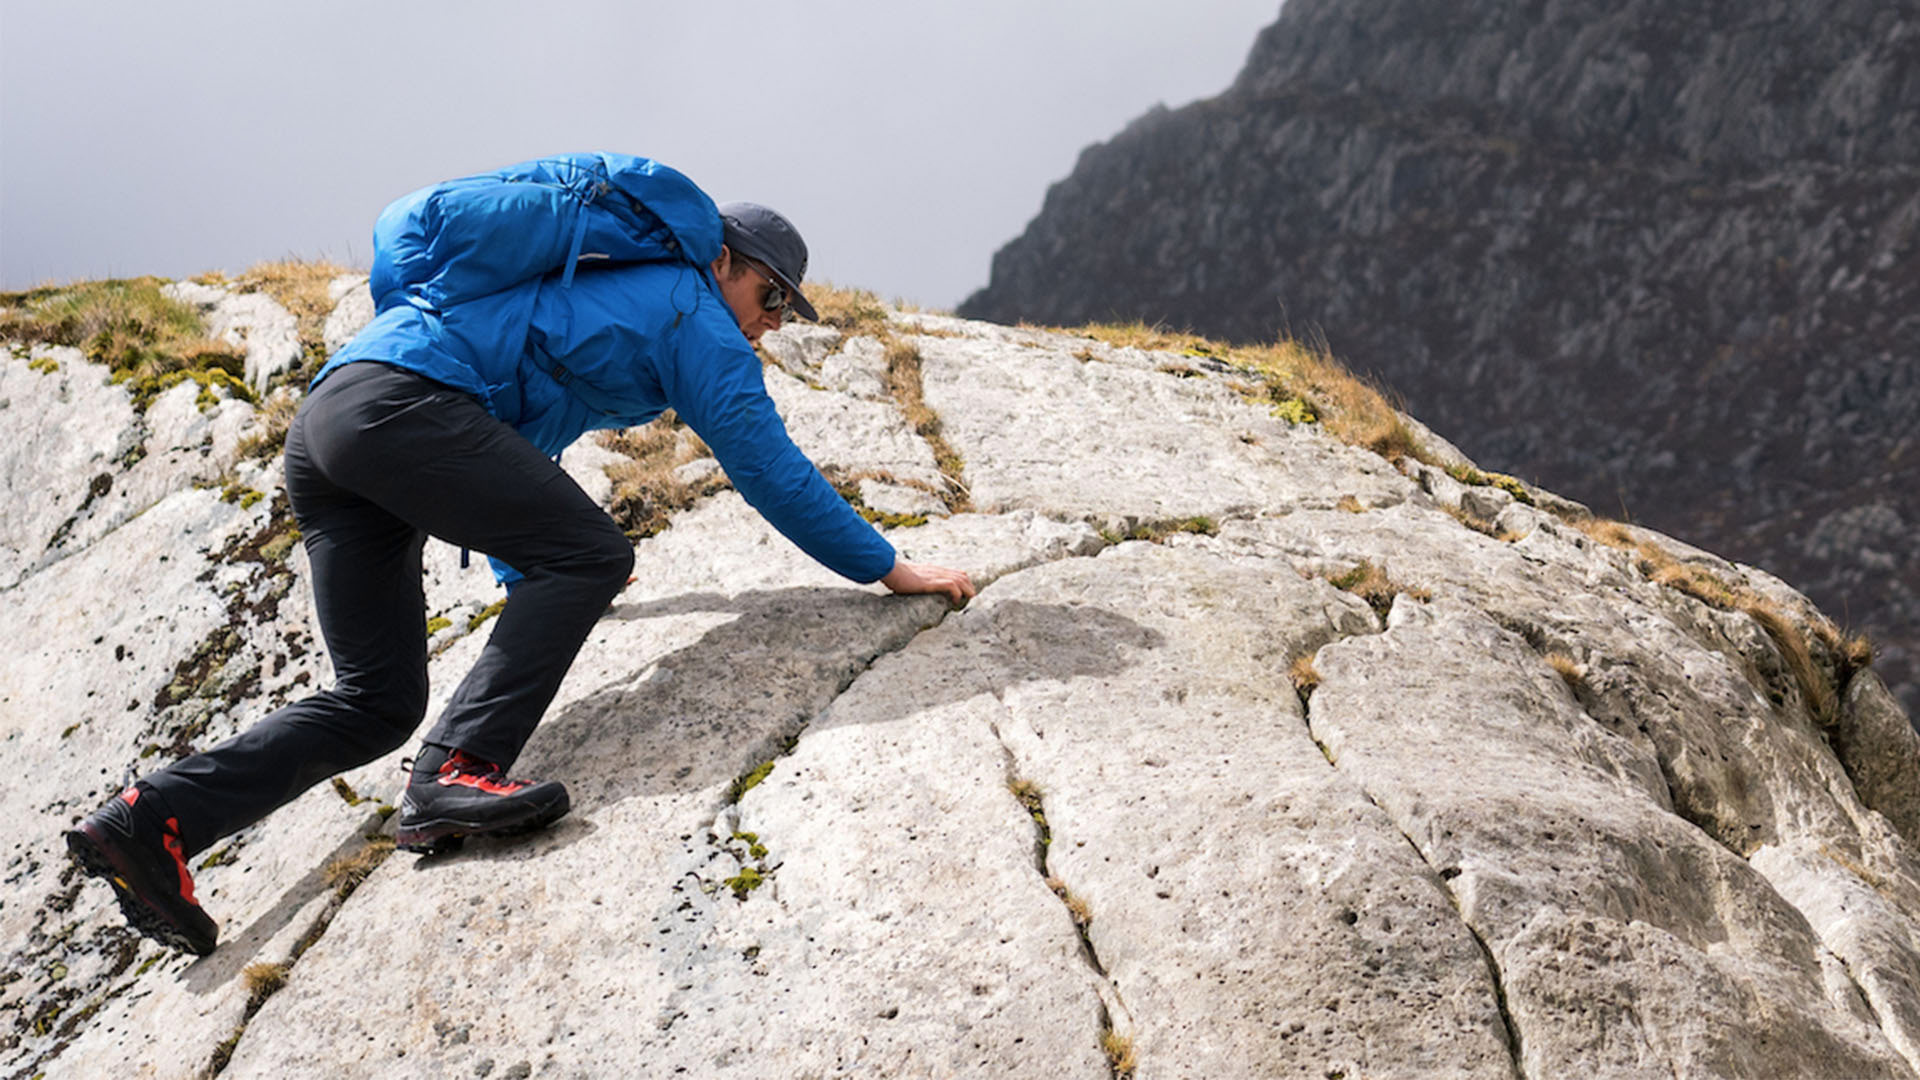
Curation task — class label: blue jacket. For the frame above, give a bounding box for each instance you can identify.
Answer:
[315,260,899,585]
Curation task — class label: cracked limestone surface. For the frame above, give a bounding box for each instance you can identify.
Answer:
[6,287,1919,1078]
[914,328,1411,526]
[217,500,1097,1078]
[0,347,256,589]
[1307,597,1911,1077]
[984,543,1516,1078]
[163,281,302,397]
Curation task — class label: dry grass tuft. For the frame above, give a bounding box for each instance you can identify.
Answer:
[241,962,288,1010]
[1336,495,1366,513]
[1744,601,1835,727]
[597,411,727,538]
[1007,778,1044,808]
[1101,1028,1138,1078]
[234,386,303,461]
[1071,319,1211,354]
[1046,877,1093,927]
[1545,652,1585,691]
[1576,517,1864,728]
[1328,561,1430,620]
[322,836,395,894]
[1289,655,1322,694]
[806,281,893,336]
[882,339,972,512]
[0,276,249,410]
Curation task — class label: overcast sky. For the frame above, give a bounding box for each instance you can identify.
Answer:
[1,2,1280,310]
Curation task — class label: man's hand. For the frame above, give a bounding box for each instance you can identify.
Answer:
[881,559,976,607]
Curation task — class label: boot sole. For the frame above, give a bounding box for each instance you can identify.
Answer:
[394,789,571,855]
[66,825,217,956]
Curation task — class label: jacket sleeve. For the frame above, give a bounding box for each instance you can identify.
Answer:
[660,309,898,583]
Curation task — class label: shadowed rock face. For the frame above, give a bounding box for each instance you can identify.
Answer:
[959,0,1920,718]
[4,284,1920,1078]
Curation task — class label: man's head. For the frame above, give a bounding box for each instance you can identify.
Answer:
[711,202,818,342]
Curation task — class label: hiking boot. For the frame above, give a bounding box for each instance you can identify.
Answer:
[395,750,570,855]
[66,786,218,956]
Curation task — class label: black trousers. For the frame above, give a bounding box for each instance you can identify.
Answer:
[144,362,633,855]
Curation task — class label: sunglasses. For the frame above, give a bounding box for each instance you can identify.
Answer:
[740,260,794,320]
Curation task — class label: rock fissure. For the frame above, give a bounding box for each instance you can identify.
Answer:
[1299,694,1528,1080]
[204,825,394,1075]
[986,701,1136,1078]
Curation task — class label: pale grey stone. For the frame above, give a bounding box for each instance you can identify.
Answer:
[164,280,302,396]
[5,292,1917,1080]
[762,365,943,490]
[670,456,722,488]
[916,330,1413,528]
[819,334,891,400]
[1308,599,1912,1078]
[322,275,375,357]
[756,321,844,383]
[857,477,945,520]
[1835,672,1920,845]
[980,545,1514,1077]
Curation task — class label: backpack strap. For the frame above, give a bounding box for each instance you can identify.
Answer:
[558,175,605,290]
[526,340,629,418]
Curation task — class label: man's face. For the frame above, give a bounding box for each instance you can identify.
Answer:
[713,250,787,343]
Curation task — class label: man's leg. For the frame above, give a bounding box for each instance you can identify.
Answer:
[68,362,436,954]
[280,364,630,850]
[137,400,432,856]
[296,366,635,770]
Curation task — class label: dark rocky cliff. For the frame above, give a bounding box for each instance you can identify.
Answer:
[960,0,1920,715]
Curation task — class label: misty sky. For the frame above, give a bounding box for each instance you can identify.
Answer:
[1,2,1281,309]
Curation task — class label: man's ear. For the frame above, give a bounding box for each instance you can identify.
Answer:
[710,245,733,277]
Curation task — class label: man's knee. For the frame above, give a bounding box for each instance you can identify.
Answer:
[331,677,428,747]
[576,518,634,590]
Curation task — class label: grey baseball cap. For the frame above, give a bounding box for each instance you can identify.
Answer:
[717,201,819,322]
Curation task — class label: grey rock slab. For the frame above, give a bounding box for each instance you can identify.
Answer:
[1836,671,1920,846]
[220,502,1090,1077]
[0,489,381,1078]
[0,346,135,588]
[1752,838,1920,1074]
[757,321,846,385]
[858,477,946,520]
[323,275,374,357]
[1307,598,1914,1077]
[763,365,944,491]
[0,348,258,588]
[981,544,1515,1079]
[642,663,1114,1076]
[914,332,1412,526]
[164,280,302,396]
[1208,505,1908,865]
[819,334,892,401]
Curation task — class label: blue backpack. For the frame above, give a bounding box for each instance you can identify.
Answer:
[368,152,724,315]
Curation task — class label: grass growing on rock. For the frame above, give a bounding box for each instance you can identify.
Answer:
[1063,320,1431,466]
[1545,652,1586,692]
[1327,561,1431,620]
[1101,1028,1138,1079]
[807,281,894,336]
[0,276,251,410]
[882,339,973,512]
[1289,655,1322,695]
[596,411,730,539]
[1575,516,1871,728]
[323,836,395,894]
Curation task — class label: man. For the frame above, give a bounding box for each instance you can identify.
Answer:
[66,186,975,956]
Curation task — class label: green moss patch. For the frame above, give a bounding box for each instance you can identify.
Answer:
[0,277,250,412]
